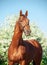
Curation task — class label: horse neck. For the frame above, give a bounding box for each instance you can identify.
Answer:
[11,22,23,48]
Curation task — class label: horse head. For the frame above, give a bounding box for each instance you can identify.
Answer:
[18,10,31,36]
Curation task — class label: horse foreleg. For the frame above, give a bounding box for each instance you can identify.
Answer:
[20,60,25,65]
[8,60,14,65]
[20,60,29,65]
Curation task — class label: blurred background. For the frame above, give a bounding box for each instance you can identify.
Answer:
[0,0,47,65]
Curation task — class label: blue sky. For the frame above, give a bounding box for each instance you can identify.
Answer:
[0,0,47,35]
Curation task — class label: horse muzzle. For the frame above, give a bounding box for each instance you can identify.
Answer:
[24,30,31,36]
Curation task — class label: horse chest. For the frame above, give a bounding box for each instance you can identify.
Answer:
[8,45,26,62]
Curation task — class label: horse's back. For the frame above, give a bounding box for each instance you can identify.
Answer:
[25,39,42,59]
[26,39,42,50]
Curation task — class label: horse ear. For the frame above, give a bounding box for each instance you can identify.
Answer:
[25,11,28,17]
[20,10,22,16]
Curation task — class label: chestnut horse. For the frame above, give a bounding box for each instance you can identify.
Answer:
[8,10,42,65]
